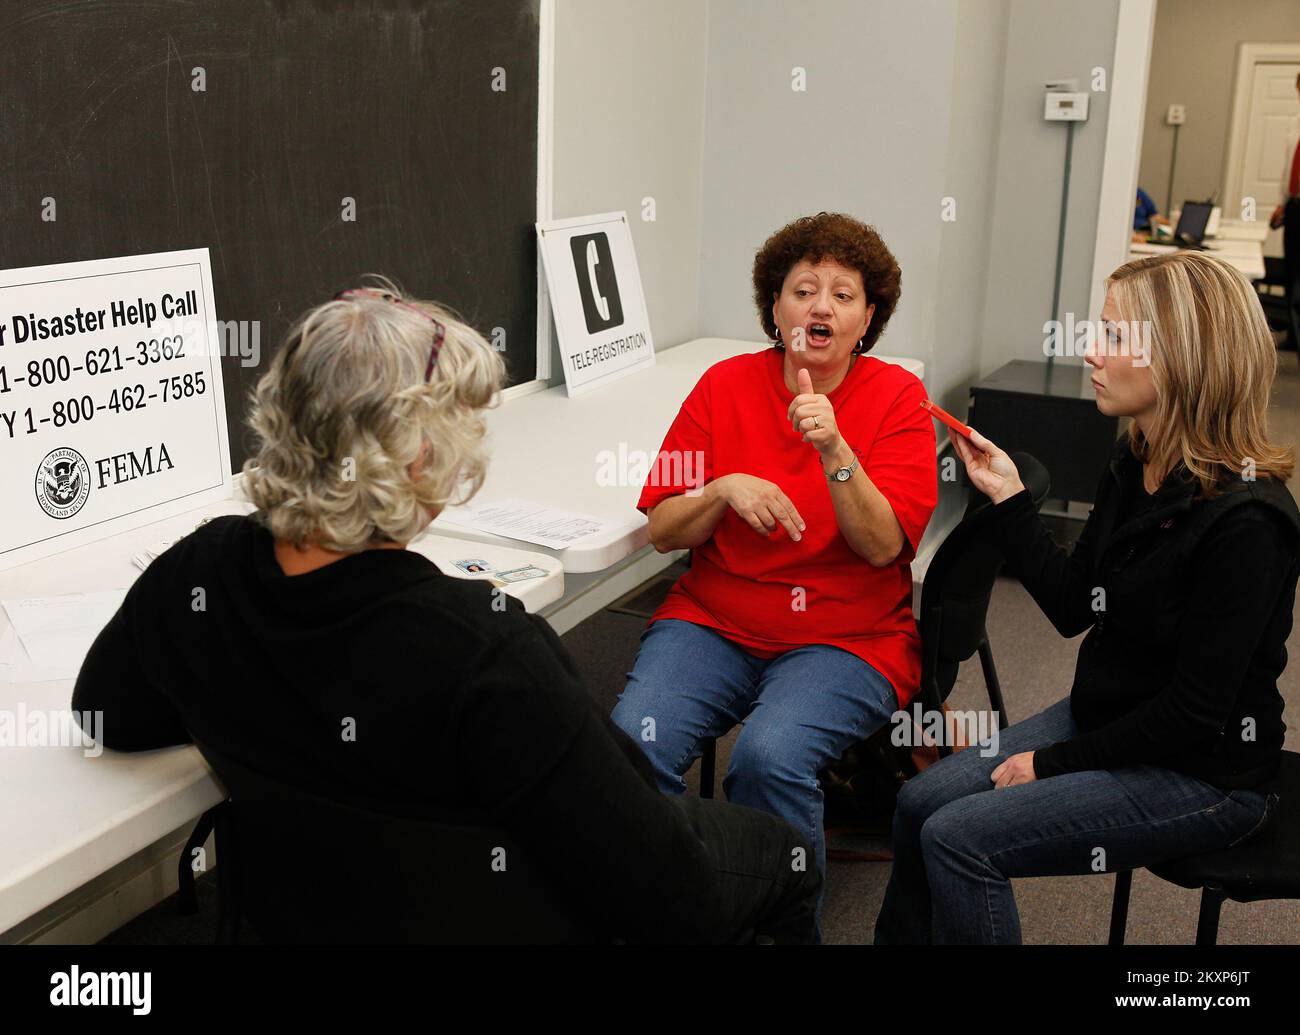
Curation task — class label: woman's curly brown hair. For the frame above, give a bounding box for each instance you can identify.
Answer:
[752,212,901,354]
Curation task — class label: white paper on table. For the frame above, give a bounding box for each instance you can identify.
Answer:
[442,498,611,550]
[0,624,79,682]
[1,589,127,678]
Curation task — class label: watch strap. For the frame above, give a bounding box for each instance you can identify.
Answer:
[827,453,860,483]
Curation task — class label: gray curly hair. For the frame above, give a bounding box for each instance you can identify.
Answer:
[242,277,505,551]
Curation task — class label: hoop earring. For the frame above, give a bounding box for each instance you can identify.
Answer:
[773,326,783,348]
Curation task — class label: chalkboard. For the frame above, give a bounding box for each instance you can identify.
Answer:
[0,0,541,471]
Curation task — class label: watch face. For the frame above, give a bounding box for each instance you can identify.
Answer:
[836,468,851,481]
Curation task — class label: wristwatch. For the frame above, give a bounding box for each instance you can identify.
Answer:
[827,453,860,483]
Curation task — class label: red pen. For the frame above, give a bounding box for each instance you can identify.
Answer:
[920,399,974,439]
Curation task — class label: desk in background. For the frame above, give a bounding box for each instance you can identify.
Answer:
[1128,236,1265,281]
[1213,219,1271,244]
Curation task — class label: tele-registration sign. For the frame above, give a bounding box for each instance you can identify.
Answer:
[0,250,231,570]
[537,212,655,396]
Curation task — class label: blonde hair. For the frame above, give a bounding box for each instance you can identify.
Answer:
[1106,251,1293,497]
[242,276,505,551]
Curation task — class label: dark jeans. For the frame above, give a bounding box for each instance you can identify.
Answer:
[612,619,897,906]
[1285,197,1300,349]
[671,795,822,945]
[874,697,1274,945]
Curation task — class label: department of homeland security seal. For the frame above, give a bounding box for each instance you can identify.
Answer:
[35,447,91,519]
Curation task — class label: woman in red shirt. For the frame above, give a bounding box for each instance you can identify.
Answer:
[612,213,937,918]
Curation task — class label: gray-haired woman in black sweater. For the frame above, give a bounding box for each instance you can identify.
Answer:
[876,251,1300,944]
[72,281,819,944]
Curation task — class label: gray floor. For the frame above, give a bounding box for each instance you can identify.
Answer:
[561,562,1300,945]
[103,351,1300,946]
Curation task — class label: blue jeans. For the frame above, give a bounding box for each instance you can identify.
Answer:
[874,697,1275,944]
[611,619,898,894]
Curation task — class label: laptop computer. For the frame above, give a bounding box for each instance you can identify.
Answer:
[1169,201,1213,249]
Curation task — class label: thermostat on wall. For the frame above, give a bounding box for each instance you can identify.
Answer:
[1044,91,1088,122]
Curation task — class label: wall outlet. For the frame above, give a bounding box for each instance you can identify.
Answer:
[1166,104,1186,126]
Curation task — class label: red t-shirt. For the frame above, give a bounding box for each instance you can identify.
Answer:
[636,347,937,707]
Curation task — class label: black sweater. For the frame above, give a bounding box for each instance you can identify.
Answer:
[987,437,1300,787]
[71,514,724,942]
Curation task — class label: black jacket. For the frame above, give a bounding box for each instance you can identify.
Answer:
[70,515,725,943]
[986,436,1300,788]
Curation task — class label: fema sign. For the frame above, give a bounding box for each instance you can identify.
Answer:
[537,212,655,396]
[0,249,231,570]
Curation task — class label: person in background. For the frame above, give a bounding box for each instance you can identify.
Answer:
[72,279,820,944]
[1131,187,1170,242]
[1269,70,1300,351]
[875,251,1298,944]
[613,212,937,929]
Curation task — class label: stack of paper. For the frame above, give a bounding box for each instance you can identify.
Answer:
[0,590,127,683]
[441,498,610,550]
[131,539,179,572]
[130,515,219,571]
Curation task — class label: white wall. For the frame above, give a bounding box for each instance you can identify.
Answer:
[920,0,1014,559]
[696,0,960,375]
[552,0,1125,391]
[550,0,710,366]
[978,0,1122,374]
[933,0,1011,416]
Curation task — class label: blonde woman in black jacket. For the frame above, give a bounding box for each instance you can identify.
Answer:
[875,251,1300,945]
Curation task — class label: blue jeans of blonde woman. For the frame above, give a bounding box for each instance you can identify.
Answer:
[873,696,1275,944]
[611,618,899,926]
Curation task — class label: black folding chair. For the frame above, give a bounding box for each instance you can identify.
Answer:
[1108,751,1300,946]
[698,452,1051,795]
[177,740,598,944]
[915,452,1051,754]
[1256,256,1290,338]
